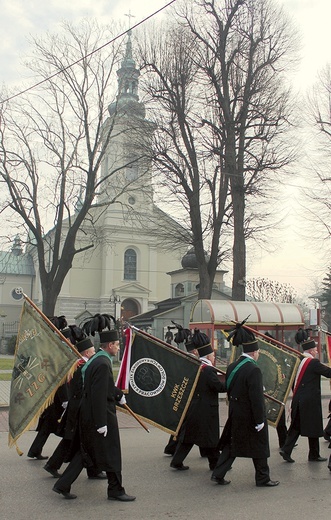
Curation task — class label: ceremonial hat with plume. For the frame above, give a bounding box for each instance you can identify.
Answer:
[227,316,259,352]
[171,321,192,347]
[188,328,213,357]
[294,327,312,345]
[48,315,68,331]
[80,313,118,343]
[61,325,85,345]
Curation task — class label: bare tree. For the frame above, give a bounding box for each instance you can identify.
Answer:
[304,65,331,246]
[246,277,297,303]
[139,0,298,300]
[0,20,148,315]
[138,23,232,299]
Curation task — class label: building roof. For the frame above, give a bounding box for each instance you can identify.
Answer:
[130,297,183,324]
[190,300,305,327]
[0,251,35,276]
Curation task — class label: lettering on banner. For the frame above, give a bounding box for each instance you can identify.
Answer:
[172,377,189,412]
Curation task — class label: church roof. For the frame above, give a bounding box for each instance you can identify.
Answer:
[129,297,183,324]
[0,250,35,276]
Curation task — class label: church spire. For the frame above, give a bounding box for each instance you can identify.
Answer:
[108,29,145,118]
[116,29,140,101]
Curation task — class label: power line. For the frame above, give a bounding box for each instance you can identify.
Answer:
[0,0,177,105]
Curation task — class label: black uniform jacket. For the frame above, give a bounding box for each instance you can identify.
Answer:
[291,357,331,438]
[218,355,270,459]
[62,360,85,441]
[79,351,124,473]
[178,362,226,447]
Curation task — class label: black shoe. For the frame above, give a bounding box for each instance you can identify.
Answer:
[308,456,327,462]
[164,449,175,456]
[88,472,107,479]
[52,486,77,499]
[108,493,136,502]
[44,464,62,478]
[27,453,48,460]
[211,476,231,485]
[257,480,280,487]
[170,463,189,471]
[279,450,295,463]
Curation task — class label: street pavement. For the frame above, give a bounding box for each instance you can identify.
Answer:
[0,379,331,519]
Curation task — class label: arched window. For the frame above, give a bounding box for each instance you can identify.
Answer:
[175,283,185,297]
[124,248,137,280]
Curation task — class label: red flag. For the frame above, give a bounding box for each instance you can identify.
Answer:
[326,334,331,365]
[116,327,132,391]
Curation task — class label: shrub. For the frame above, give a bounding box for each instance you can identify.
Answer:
[6,335,17,355]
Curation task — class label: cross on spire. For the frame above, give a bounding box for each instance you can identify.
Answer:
[125,10,135,30]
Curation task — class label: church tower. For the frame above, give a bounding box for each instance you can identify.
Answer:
[91,30,184,322]
[99,29,155,211]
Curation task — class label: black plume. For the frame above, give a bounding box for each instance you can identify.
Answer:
[192,328,210,348]
[171,320,182,329]
[80,313,116,337]
[295,328,309,345]
[174,328,192,345]
[171,321,192,344]
[62,325,85,345]
[227,316,255,346]
[49,315,68,330]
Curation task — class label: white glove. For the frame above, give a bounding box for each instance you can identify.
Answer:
[119,395,126,405]
[97,425,108,437]
[255,423,264,432]
[62,401,68,409]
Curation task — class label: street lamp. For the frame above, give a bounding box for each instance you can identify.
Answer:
[109,291,121,321]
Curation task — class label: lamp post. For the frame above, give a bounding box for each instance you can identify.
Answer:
[109,291,123,361]
[109,291,122,321]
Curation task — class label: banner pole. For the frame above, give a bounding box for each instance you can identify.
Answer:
[242,324,301,356]
[121,403,150,433]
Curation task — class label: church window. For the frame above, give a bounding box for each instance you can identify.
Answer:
[124,249,137,280]
[175,283,185,297]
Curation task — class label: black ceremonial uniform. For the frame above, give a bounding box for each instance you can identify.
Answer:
[281,353,331,461]
[79,350,124,497]
[212,355,271,485]
[171,359,225,469]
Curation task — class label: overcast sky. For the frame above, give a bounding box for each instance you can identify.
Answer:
[0,0,330,298]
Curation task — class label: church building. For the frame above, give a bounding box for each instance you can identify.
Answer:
[0,31,232,351]
[0,31,189,336]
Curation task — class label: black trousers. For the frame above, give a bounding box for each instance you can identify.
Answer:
[172,441,219,469]
[54,450,124,496]
[276,409,288,448]
[281,426,320,459]
[27,429,52,457]
[212,444,271,486]
[54,450,84,492]
[164,435,211,459]
[47,439,70,470]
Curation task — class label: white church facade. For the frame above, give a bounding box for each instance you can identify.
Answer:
[31,30,189,326]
